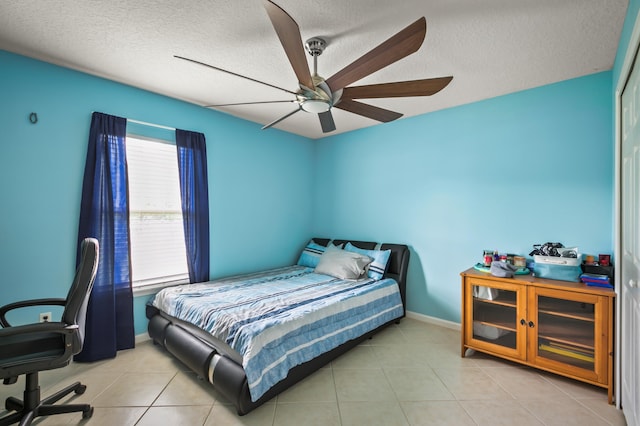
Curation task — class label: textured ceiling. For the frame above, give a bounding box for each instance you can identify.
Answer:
[0,0,628,139]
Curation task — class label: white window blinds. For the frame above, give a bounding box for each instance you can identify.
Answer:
[126,136,189,288]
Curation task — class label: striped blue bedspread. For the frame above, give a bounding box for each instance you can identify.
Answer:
[151,265,404,401]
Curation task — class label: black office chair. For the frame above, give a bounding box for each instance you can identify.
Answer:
[0,238,99,426]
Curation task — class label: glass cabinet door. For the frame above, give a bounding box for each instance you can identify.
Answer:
[466,279,524,359]
[530,288,605,381]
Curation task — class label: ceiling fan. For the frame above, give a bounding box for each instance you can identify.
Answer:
[175,0,453,133]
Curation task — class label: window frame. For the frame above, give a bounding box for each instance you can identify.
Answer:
[125,134,190,296]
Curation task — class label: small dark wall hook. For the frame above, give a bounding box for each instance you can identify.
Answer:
[29,112,38,124]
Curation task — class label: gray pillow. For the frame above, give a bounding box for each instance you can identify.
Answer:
[314,245,373,280]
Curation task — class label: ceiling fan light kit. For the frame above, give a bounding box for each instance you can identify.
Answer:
[176,0,452,134]
[301,99,331,113]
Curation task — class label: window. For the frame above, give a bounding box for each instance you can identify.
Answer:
[125,135,189,293]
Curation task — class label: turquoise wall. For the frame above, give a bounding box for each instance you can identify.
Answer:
[314,72,614,323]
[0,51,315,333]
[0,44,617,332]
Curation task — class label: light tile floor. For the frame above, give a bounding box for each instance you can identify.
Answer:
[0,318,627,425]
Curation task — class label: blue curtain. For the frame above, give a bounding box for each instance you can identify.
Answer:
[75,112,134,362]
[175,129,210,283]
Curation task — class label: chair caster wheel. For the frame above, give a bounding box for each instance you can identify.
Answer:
[82,406,94,419]
[75,384,87,395]
[5,396,23,412]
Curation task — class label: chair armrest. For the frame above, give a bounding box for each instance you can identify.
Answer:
[0,321,76,338]
[0,322,80,364]
[0,298,66,328]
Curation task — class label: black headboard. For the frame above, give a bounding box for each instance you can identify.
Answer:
[311,238,410,316]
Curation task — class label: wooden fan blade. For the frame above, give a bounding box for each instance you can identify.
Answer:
[175,55,297,95]
[318,111,336,133]
[263,0,314,89]
[205,100,296,107]
[325,17,427,93]
[334,99,403,123]
[262,106,302,130]
[342,76,453,99]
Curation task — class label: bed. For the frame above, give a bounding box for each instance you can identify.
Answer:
[145,238,410,415]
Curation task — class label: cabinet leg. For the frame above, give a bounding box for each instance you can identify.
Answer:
[461,347,475,357]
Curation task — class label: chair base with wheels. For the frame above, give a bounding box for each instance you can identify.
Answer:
[0,373,93,426]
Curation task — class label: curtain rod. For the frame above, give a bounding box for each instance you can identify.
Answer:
[91,112,177,131]
[127,118,176,131]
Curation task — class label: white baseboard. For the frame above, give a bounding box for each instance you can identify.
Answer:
[405,310,461,331]
[135,333,151,344]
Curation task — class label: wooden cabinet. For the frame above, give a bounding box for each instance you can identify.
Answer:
[461,267,615,403]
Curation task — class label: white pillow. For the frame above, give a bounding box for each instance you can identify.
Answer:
[314,245,373,280]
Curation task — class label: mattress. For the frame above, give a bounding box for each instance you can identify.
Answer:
[150,265,404,401]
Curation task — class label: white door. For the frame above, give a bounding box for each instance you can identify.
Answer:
[621,44,640,426]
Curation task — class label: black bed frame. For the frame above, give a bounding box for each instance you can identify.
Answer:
[146,238,410,415]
